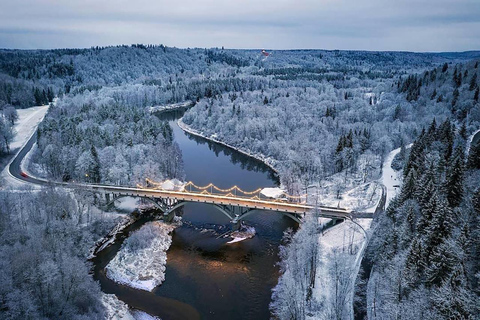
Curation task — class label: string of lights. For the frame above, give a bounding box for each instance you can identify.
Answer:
[139,178,309,203]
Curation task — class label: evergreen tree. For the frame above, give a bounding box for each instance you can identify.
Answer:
[442,63,448,73]
[404,238,424,286]
[444,150,464,207]
[459,122,467,140]
[469,73,477,91]
[89,145,101,183]
[400,169,416,202]
[424,196,454,255]
[467,140,480,169]
[424,240,458,287]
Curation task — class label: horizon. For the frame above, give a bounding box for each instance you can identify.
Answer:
[1,0,479,52]
[1,44,480,54]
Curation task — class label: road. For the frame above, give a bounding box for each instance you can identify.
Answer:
[8,133,351,220]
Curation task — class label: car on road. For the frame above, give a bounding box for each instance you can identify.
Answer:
[20,172,28,178]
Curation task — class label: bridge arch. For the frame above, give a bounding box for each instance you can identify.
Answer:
[104,195,237,221]
[237,208,302,224]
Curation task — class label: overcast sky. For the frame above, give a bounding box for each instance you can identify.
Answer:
[0,0,479,52]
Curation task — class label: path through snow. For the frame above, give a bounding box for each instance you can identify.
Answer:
[309,146,407,319]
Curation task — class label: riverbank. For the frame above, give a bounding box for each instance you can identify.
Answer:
[106,220,178,292]
[178,117,281,176]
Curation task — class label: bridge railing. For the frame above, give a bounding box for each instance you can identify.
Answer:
[139,179,309,205]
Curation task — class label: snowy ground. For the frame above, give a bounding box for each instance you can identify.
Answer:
[9,104,49,151]
[381,145,411,208]
[308,146,405,319]
[106,221,176,292]
[0,104,49,188]
[311,218,371,319]
[102,294,161,320]
[179,118,383,212]
[466,128,480,157]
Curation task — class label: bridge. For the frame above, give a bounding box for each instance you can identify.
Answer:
[9,132,351,226]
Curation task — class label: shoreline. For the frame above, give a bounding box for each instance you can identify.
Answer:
[177,117,281,177]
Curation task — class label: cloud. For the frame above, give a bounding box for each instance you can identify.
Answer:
[0,0,478,51]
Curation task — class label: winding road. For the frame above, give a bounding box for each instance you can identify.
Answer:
[7,129,351,221]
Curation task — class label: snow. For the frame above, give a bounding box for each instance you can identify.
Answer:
[465,129,480,157]
[130,310,161,320]
[260,187,284,199]
[308,146,411,318]
[381,144,411,208]
[102,294,161,320]
[106,221,176,292]
[159,178,185,191]
[227,225,256,244]
[307,218,371,319]
[321,219,371,250]
[115,197,141,212]
[148,101,193,113]
[9,104,49,151]
[1,104,49,188]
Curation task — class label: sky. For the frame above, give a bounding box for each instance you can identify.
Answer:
[0,0,479,52]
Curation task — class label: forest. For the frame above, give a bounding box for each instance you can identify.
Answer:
[0,46,479,319]
[355,120,480,319]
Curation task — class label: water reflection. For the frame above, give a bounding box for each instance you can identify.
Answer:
[155,108,279,185]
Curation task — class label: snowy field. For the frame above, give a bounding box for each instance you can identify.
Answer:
[106,221,176,292]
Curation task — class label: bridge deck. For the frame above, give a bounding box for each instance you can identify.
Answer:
[83,185,350,218]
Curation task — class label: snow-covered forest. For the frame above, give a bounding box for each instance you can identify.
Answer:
[0,188,114,318]
[356,121,480,319]
[1,46,480,319]
[183,59,480,197]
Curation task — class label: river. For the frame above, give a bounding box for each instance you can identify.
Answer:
[92,108,297,319]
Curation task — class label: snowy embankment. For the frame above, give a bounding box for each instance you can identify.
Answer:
[106,221,177,292]
[309,219,371,319]
[307,146,405,319]
[1,104,49,188]
[381,146,406,208]
[102,294,161,320]
[178,117,280,175]
[9,105,49,151]
[466,128,480,157]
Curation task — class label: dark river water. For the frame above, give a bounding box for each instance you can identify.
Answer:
[92,108,297,320]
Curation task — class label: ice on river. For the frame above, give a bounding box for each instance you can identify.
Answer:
[106,221,176,292]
